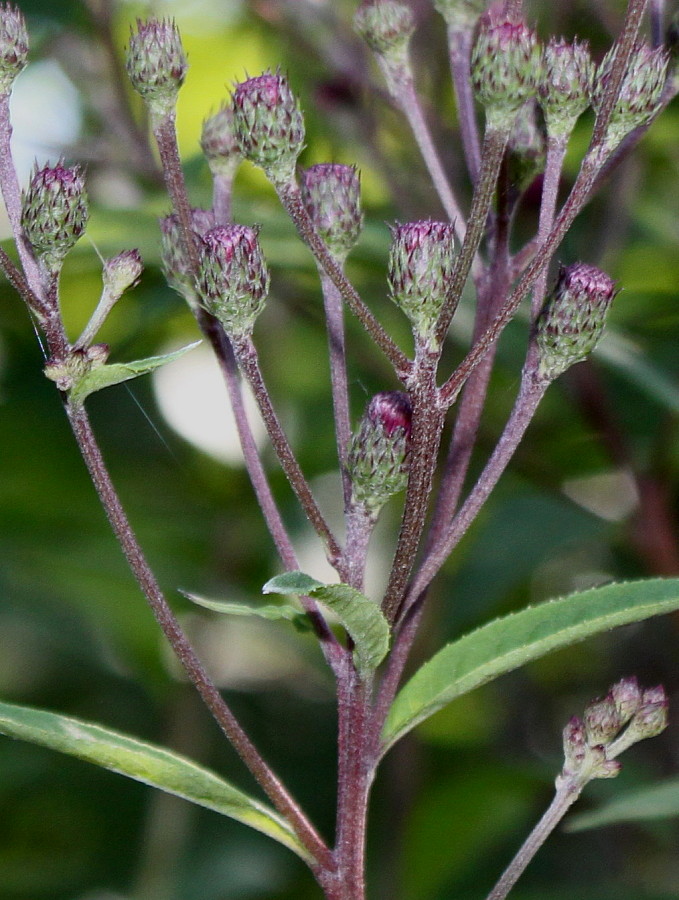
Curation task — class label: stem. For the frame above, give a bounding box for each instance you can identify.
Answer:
[65,400,333,873]
[343,503,376,592]
[434,124,511,348]
[530,134,568,322]
[275,179,412,379]
[410,373,548,605]
[233,335,345,572]
[485,781,581,900]
[319,268,353,511]
[212,171,235,225]
[447,24,481,184]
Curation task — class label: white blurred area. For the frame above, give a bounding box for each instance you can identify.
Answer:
[152,341,268,465]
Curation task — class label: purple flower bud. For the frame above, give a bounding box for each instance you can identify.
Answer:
[126,19,186,122]
[584,694,622,745]
[632,685,669,740]
[21,162,89,272]
[562,715,588,776]
[160,208,215,302]
[471,7,542,130]
[593,42,668,150]
[388,220,457,347]
[348,391,412,516]
[201,104,241,179]
[610,676,642,724]
[196,224,270,337]
[354,0,415,57]
[231,71,305,185]
[0,3,28,94]
[539,38,594,138]
[535,262,617,381]
[301,164,363,260]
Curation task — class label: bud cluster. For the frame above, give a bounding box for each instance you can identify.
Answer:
[44,344,109,393]
[231,71,305,185]
[348,391,412,517]
[559,678,668,789]
[388,221,456,348]
[301,164,363,261]
[21,163,89,272]
[196,225,270,337]
[534,262,617,381]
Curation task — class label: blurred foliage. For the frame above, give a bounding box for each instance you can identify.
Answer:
[0,0,679,898]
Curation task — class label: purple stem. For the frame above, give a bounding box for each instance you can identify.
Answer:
[447,25,481,184]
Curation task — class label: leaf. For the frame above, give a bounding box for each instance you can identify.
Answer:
[0,699,313,863]
[70,342,200,405]
[181,590,311,631]
[567,777,679,831]
[263,571,390,674]
[382,578,679,752]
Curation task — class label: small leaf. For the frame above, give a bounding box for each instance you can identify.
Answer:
[263,571,390,674]
[382,578,679,752]
[70,342,200,405]
[567,777,679,831]
[181,590,311,631]
[0,699,312,863]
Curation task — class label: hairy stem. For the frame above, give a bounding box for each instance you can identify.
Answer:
[447,24,481,184]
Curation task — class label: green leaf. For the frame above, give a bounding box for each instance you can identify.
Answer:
[567,777,679,831]
[382,578,679,752]
[263,571,390,674]
[181,590,311,631]
[70,342,200,405]
[0,700,313,863]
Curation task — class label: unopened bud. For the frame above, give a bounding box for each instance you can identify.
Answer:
[201,104,241,179]
[126,18,187,124]
[44,344,109,392]
[354,0,415,57]
[301,164,363,260]
[584,694,622,745]
[0,3,27,94]
[21,163,88,272]
[534,262,616,381]
[348,391,412,516]
[231,71,305,185]
[433,0,486,31]
[160,208,215,303]
[471,8,542,131]
[103,249,143,301]
[196,225,269,337]
[539,38,593,138]
[388,220,456,348]
[593,42,668,150]
[610,676,642,724]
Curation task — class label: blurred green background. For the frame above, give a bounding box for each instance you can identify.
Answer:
[1,0,679,898]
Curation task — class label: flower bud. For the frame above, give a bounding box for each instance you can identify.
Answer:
[562,715,587,777]
[160,208,215,303]
[301,164,363,260]
[196,225,270,337]
[433,0,486,31]
[584,694,622,745]
[201,104,241,180]
[539,38,594,138]
[44,344,109,392]
[388,220,456,347]
[103,249,143,301]
[0,3,28,94]
[534,262,617,381]
[627,685,669,741]
[354,0,415,57]
[231,71,305,185]
[593,42,668,150]
[471,8,542,131]
[610,676,642,724]
[126,18,187,124]
[348,391,412,516]
[21,163,88,272]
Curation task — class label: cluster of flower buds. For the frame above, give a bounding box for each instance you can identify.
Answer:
[471,7,542,131]
[21,163,89,274]
[301,164,363,262]
[44,343,109,393]
[0,2,27,94]
[593,42,669,151]
[195,225,270,338]
[126,18,187,124]
[559,678,668,789]
[200,105,242,182]
[534,262,617,382]
[388,221,456,350]
[231,71,305,186]
[347,391,412,517]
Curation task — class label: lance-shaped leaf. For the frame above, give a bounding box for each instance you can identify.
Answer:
[0,700,313,863]
[181,590,311,631]
[263,571,390,674]
[70,342,200,405]
[567,776,679,831]
[382,578,679,753]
